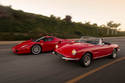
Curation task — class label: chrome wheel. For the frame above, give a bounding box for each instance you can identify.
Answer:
[109,49,117,59]
[112,50,117,59]
[84,55,91,66]
[31,45,41,55]
[80,53,92,67]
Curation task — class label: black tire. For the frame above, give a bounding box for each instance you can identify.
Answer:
[31,44,41,55]
[109,49,117,59]
[80,53,92,67]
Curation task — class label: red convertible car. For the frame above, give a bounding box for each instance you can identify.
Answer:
[54,36,120,67]
[12,36,72,55]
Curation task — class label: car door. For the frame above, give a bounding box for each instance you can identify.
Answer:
[92,44,106,58]
[89,39,109,58]
[42,37,56,51]
[94,44,112,58]
[100,44,113,56]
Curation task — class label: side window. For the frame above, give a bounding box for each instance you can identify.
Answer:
[42,37,54,42]
[47,37,54,41]
[42,38,48,42]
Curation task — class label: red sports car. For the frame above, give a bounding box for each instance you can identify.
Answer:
[12,36,72,55]
[54,36,120,67]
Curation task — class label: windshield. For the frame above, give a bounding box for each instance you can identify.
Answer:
[32,37,45,42]
[75,36,100,45]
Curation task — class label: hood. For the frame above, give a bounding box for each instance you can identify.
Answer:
[13,40,34,49]
[58,42,93,50]
[56,42,94,57]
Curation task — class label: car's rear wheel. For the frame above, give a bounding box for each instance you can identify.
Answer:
[110,49,117,59]
[31,45,41,55]
[80,53,92,67]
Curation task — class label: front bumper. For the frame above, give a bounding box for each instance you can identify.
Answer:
[12,47,30,54]
[53,51,79,61]
[62,57,79,60]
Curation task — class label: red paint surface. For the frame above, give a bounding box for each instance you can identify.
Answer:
[12,36,72,54]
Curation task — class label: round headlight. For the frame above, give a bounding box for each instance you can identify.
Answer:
[55,45,59,49]
[72,49,77,55]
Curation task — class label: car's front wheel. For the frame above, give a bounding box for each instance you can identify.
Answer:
[80,53,92,67]
[31,45,41,55]
[110,49,117,59]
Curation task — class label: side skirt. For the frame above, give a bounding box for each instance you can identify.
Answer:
[94,54,112,59]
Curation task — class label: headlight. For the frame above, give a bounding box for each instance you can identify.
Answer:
[72,49,77,55]
[55,45,59,49]
[21,45,28,48]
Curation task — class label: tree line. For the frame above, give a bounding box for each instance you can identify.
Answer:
[0,5,124,40]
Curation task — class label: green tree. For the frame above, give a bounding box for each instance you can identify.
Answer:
[107,21,121,35]
[64,15,72,23]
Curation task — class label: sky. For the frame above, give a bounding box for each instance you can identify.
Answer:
[0,0,125,31]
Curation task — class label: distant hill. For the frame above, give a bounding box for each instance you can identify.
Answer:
[0,5,124,40]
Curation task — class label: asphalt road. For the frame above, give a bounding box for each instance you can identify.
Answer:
[0,37,125,83]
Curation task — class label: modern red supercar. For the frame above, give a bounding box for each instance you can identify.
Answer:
[54,36,120,67]
[12,36,72,55]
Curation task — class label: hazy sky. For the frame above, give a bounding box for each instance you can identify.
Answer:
[0,0,124,30]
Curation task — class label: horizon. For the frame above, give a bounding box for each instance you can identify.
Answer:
[0,0,125,31]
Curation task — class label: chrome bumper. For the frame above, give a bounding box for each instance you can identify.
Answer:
[53,51,79,61]
[62,57,79,60]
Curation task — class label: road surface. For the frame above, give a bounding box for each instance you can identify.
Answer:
[0,37,125,83]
